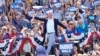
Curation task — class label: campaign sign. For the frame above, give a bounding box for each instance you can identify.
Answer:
[59,42,74,55]
[10,3,19,9]
[14,0,22,4]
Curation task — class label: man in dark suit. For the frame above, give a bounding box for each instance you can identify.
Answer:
[34,10,66,54]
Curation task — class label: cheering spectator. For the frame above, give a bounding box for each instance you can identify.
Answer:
[11,13,19,29]
[34,10,66,54]
[54,7,63,22]
[9,27,17,39]
[66,21,75,34]
[82,7,89,26]
[76,19,87,34]
[84,0,93,8]
[1,26,10,40]
[20,15,30,28]
[0,13,8,27]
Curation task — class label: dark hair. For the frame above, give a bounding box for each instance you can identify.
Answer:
[79,9,83,14]
[75,15,81,21]
[25,52,31,56]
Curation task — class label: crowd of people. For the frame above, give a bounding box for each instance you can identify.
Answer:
[0,0,100,56]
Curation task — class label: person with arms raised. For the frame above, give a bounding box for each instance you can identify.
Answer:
[34,10,66,54]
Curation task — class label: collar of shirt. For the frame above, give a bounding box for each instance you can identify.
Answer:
[48,17,54,20]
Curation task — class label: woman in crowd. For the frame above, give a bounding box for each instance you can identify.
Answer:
[76,19,87,34]
[20,15,30,28]
[0,13,8,27]
[11,13,19,29]
[9,26,17,39]
[65,21,75,37]
[1,26,10,40]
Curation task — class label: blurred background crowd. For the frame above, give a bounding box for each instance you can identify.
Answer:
[0,0,100,56]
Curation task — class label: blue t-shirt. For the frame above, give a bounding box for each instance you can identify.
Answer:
[76,24,87,34]
[66,28,75,38]
[12,19,19,29]
[66,29,75,34]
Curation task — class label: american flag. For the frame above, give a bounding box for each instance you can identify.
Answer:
[0,31,100,55]
[0,36,44,55]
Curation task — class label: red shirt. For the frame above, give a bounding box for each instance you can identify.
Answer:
[10,33,17,39]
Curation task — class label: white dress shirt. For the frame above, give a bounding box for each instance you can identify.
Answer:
[46,19,55,33]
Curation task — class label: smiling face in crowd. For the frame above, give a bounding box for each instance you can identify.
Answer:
[68,23,74,29]
[48,12,53,19]
[12,28,17,34]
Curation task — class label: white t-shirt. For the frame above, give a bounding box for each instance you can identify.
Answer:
[46,19,55,33]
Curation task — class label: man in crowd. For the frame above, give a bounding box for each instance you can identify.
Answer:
[34,10,66,54]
